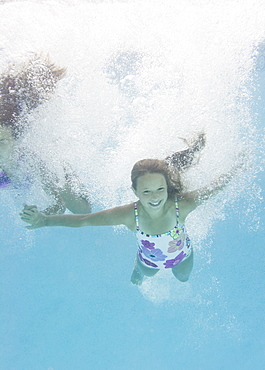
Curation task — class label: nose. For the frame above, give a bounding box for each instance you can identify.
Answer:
[150,194,159,202]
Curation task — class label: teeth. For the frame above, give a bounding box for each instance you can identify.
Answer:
[150,201,161,206]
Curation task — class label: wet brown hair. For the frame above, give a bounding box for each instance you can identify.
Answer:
[0,55,66,138]
[131,158,183,199]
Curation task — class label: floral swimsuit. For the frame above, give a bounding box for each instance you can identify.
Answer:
[0,170,12,188]
[134,200,192,270]
[0,169,32,189]
[0,155,32,189]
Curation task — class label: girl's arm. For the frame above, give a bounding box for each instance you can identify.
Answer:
[165,132,205,171]
[20,203,135,230]
[190,168,237,203]
[178,163,244,220]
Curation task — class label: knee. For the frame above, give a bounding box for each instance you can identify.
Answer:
[172,270,190,282]
[136,257,159,277]
[176,274,190,283]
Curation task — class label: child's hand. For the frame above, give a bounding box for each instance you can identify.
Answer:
[20,204,46,229]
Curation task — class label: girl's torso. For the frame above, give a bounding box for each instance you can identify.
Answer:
[134,199,192,269]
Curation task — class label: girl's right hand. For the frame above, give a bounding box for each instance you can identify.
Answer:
[20,205,47,229]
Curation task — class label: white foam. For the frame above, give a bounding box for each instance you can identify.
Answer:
[0,0,264,235]
[138,269,193,304]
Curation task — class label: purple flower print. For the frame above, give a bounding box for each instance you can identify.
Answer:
[167,238,184,253]
[138,251,158,268]
[141,240,155,249]
[167,231,185,253]
[163,251,187,268]
[141,246,167,262]
[140,240,167,262]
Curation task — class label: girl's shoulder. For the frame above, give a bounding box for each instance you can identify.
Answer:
[121,202,137,231]
[177,194,197,222]
[102,202,136,231]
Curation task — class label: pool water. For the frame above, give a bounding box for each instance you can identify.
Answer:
[0,1,264,369]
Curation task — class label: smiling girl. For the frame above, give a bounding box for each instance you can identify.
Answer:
[20,152,241,286]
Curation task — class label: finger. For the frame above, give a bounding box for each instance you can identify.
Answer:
[20,211,34,217]
[20,216,32,222]
[22,208,37,213]
[23,205,37,211]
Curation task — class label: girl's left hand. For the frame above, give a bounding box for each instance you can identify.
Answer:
[20,204,46,229]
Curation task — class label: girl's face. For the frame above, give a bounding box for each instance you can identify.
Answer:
[0,125,15,164]
[133,172,168,211]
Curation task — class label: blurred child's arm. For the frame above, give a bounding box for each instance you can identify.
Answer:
[41,190,67,215]
[57,167,92,214]
[40,162,92,215]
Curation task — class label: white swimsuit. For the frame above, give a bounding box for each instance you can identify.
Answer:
[134,200,192,269]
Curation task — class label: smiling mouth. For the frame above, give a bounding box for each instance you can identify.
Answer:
[149,200,162,207]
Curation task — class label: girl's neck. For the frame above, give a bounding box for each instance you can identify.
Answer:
[139,198,172,220]
[137,198,176,235]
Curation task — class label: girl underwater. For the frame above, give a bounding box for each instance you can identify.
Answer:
[20,136,242,286]
[0,55,91,214]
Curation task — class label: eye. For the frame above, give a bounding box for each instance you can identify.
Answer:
[143,190,150,195]
[158,187,165,191]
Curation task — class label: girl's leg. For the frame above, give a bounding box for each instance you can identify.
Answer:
[131,255,159,285]
[171,249,194,282]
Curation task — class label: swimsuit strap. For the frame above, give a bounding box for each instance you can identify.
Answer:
[134,202,140,231]
[175,198,179,221]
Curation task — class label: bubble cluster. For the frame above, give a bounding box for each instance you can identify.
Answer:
[0,0,264,244]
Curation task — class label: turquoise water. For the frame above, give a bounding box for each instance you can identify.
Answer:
[1,1,265,369]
